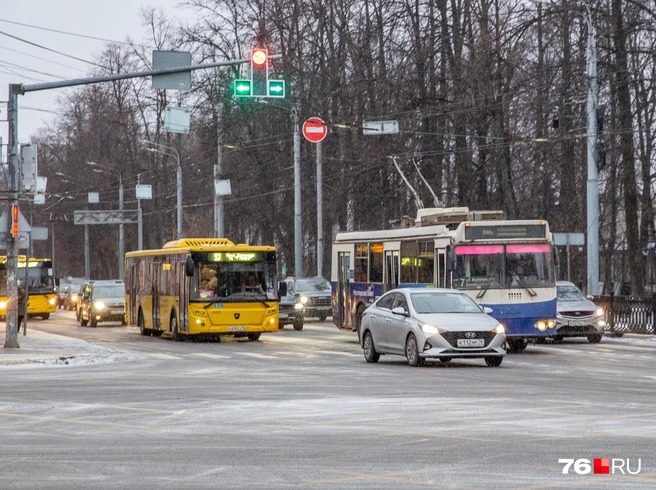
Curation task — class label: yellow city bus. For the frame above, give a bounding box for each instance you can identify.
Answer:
[0,256,57,320]
[124,238,281,341]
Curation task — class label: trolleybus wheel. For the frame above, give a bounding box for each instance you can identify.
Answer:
[363,331,379,363]
[247,333,261,341]
[405,333,424,367]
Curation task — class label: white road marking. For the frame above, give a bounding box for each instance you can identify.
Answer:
[144,353,182,360]
[192,353,232,359]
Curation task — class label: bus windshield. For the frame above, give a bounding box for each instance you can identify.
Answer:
[454,244,554,290]
[194,260,276,302]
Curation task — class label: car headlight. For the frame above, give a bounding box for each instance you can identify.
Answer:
[94,301,106,310]
[71,294,78,301]
[595,307,604,317]
[494,324,505,334]
[421,324,439,335]
[300,296,308,304]
[294,303,304,310]
[48,297,57,305]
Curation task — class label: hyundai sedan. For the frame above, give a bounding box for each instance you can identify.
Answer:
[360,288,506,367]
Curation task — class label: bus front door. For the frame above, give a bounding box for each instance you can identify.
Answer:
[384,250,399,292]
[152,263,161,330]
[337,252,350,329]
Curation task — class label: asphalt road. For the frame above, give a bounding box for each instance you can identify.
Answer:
[1,309,655,489]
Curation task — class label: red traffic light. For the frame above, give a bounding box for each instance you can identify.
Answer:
[11,204,19,238]
[251,49,267,66]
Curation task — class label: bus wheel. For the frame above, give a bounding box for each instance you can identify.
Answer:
[138,311,150,336]
[247,333,261,341]
[355,304,365,342]
[41,313,50,320]
[171,314,183,342]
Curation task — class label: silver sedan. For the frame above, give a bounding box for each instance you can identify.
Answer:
[360,288,507,367]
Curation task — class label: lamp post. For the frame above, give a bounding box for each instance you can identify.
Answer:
[87,162,124,279]
[143,142,182,240]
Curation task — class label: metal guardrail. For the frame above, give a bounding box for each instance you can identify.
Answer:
[593,294,656,335]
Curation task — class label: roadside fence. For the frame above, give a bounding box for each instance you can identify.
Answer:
[592,293,656,335]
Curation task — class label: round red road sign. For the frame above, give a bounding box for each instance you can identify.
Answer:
[302,117,327,143]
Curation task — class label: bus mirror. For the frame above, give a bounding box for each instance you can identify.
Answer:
[278,282,288,297]
[185,256,195,277]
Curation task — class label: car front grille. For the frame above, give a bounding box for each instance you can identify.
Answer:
[308,297,331,307]
[440,331,496,348]
[561,311,595,318]
[279,304,294,314]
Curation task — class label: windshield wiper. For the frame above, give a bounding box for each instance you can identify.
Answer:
[510,273,537,297]
[476,269,500,299]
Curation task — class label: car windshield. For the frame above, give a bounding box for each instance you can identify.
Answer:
[295,278,331,292]
[411,292,483,314]
[94,285,124,298]
[557,285,587,302]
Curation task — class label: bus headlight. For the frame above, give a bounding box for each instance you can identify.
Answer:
[0,301,6,309]
[535,320,547,331]
[547,319,556,328]
[48,297,57,305]
[94,301,106,310]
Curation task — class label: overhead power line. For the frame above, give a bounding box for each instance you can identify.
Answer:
[0,29,105,68]
[0,18,152,48]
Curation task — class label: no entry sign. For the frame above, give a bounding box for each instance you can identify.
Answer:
[302,117,327,143]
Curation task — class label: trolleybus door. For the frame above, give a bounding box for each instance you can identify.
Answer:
[152,262,161,330]
[337,252,350,328]
[178,261,188,332]
[129,264,138,324]
[384,248,399,292]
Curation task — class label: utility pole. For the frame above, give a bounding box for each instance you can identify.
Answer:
[4,84,21,348]
[215,101,224,238]
[293,104,302,277]
[585,6,599,296]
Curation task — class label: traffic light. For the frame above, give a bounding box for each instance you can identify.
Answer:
[11,204,19,238]
[251,48,268,96]
[233,79,252,97]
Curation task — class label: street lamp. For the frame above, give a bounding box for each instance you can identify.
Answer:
[142,141,183,240]
[87,162,124,279]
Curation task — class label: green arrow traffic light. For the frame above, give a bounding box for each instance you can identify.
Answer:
[233,79,252,97]
[268,80,285,97]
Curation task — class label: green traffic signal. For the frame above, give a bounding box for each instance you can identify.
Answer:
[233,79,252,97]
[268,80,285,97]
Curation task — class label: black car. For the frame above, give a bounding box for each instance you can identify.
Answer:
[283,277,332,321]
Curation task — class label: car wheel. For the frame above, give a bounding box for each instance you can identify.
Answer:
[89,317,97,328]
[355,304,365,342]
[80,313,88,327]
[138,310,150,336]
[248,333,261,341]
[293,319,304,331]
[587,333,602,343]
[319,314,327,322]
[171,314,183,342]
[405,333,424,367]
[484,356,503,367]
[508,339,528,352]
[363,331,380,363]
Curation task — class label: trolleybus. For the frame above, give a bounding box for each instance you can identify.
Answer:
[0,256,57,320]
[331,208,557,350]
[124,238,281,341]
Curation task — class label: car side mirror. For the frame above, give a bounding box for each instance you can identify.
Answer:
[483,307,493,314]
[391,306,408,316]
[278,282,287,297]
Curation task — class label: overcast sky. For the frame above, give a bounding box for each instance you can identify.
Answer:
[0,0,192,155]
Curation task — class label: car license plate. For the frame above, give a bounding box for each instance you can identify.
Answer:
[568,320,588,326]
[457,338,484,348]
[279,313,288,319]
[228,326,246,332]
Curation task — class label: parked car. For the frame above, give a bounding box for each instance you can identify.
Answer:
[360,288,506,367]
[555,281,605,343]
[278,282,305,331]
[79,280,126,328]
[284,277,332,321]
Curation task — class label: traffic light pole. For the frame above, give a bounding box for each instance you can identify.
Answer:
[4,84,21,348]
[293,104,303,277]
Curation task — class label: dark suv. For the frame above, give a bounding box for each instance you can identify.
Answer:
[79,280,126,328]
[278,282,304,330]
[283,277,332,321]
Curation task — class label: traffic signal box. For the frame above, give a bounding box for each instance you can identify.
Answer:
[233,48,285,98]
[11,204,19,238]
